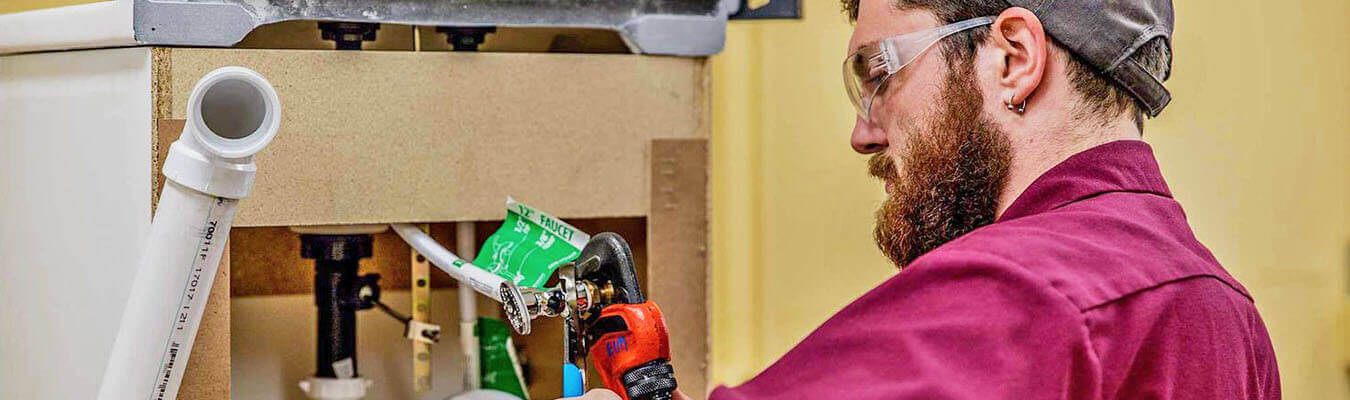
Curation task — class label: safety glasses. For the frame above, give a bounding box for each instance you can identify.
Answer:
[843,16,995,122]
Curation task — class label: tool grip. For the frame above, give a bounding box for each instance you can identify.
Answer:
[621,360,677,400]
[562,363,585,397]
[587,301,675,400]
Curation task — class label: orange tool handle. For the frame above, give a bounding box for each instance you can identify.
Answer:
[587,301,677,400]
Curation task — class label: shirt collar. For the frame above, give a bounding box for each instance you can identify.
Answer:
[998,140,1172,222]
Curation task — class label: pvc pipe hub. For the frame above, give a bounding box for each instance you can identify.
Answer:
[161,66,281,199]
[186,66,281,159]
[299,377,372,400]
[161,140,258,199]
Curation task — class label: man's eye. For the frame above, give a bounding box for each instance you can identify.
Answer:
[851,57,870,76]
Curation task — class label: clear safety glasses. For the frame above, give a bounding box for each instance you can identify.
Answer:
[843,16,995,122]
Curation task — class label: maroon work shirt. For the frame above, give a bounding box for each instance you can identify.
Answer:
[710,140,1280,399]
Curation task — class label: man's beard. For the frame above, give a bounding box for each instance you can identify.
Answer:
[869,67,1012,268]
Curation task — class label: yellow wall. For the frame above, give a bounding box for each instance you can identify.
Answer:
[710,2,892,384]
[710,1,1350,398]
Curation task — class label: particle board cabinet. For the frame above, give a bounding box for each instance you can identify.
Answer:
[0,46,710,400]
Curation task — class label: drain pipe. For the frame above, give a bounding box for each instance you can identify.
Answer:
[296,228,383,400]
[98,67,281,400]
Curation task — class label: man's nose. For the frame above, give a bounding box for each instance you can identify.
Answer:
[850,116,888,154]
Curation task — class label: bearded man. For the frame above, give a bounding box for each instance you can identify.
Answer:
[573,0,1280,399]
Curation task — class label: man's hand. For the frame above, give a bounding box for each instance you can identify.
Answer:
[561,388,693,400]
[568,389,621,400]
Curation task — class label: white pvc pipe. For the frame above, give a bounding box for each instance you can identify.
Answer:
[98,66,281,400]
[392,223,509,302]
[455,222,482,390]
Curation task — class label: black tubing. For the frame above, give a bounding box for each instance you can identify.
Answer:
[301,234,373,378]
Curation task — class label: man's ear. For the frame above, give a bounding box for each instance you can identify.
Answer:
[991,7,1048,108]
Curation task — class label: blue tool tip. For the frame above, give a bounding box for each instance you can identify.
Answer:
[562,363,584,397]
